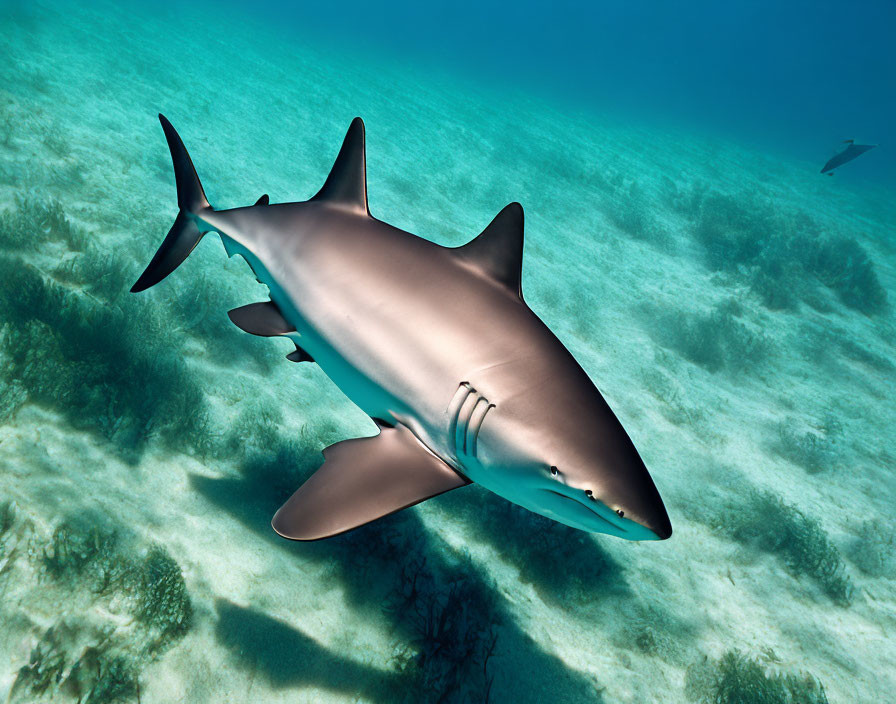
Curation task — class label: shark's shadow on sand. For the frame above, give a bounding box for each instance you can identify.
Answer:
[192,448,611,703]
[215,601,406,699]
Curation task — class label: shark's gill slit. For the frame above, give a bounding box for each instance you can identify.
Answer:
[468,400,494,458]
[456,390,480,455]
[446,382,493,458]
[447,382,474,457]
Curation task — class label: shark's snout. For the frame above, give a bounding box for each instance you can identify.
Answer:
[617,480,672,541]
[539,463,672,541]
[644,510,673,541]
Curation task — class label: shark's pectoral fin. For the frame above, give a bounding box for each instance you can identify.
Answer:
[227,301,295,337]
[271,424,470,541]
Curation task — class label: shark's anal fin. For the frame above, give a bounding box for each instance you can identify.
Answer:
[227,301,295,337]
[453,202,525,299]
[271,424,470,541]
[286,344,314,363]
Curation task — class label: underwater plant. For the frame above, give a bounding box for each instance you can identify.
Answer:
[640,360,707,429]
[0,499,15,537]
[770,418,840,474]
[74,650,139,704]
[615,600,694,663]
[684,187,888,315]
[325,513,500,703]
[0,500,28,582]
[849,519,896,578]
[603,179,666,245]
[835,335,895,373]
[41,123,72,159]
[53,243,135,303]
[0,255,211,460]
[0,196,86,252]
[23,514,191,700]
[649,299,770,374]
[135,545,194,647]
[8,625,139,704]
[226,402,289,461]
[808,235,888,314]
[716,488,853,606]
[389,553,500,704]
[9,626,70,700]
[43,513,132,594]
[686,650,829,704]
[692,191,777,272]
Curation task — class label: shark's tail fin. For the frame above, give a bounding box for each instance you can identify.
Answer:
[131,114,211,293]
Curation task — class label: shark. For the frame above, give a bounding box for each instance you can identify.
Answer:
[821,139,877,175]
[132,114,672,542]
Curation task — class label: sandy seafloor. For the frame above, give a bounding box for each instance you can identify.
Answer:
[1,1,895,703]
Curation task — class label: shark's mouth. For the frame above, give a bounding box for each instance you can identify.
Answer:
[542,489,629,534]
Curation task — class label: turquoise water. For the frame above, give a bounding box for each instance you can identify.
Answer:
[1,1,894,702]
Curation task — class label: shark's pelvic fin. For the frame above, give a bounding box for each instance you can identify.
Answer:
[286,344,314,363]
[227,301,295,336]
[254,194,270,206]
[311,117,369,216]
[453,202,525,298]
[271,424,470,540]
[130,115,212,293]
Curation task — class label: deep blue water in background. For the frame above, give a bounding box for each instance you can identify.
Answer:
[235,0,896,186]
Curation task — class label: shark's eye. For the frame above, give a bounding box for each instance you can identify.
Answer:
[550,466,559,477]
[584,489,595,500]
[616,509,625,518]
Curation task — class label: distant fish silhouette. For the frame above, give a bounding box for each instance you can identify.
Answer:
[821,139,876,175]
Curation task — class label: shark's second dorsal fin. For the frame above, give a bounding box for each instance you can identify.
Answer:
[311,117,369,216]
[453,202,525,298]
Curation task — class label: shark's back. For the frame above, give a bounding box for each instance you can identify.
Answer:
[248,202,558,449]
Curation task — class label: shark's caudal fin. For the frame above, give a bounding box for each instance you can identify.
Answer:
[131,115,212,293]
[310,117,369,216]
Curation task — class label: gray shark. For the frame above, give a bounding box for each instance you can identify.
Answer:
[821,139,876,174]
[132,114,672,542]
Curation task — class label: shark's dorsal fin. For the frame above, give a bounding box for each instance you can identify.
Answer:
[271,424,470,540]
[453,202,525,298]
[311,117,369,215]
[228,301,295,337]
[254,194,270,206]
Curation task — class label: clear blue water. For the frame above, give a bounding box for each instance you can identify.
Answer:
[0,1,893,703]
[249,0,896,185]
